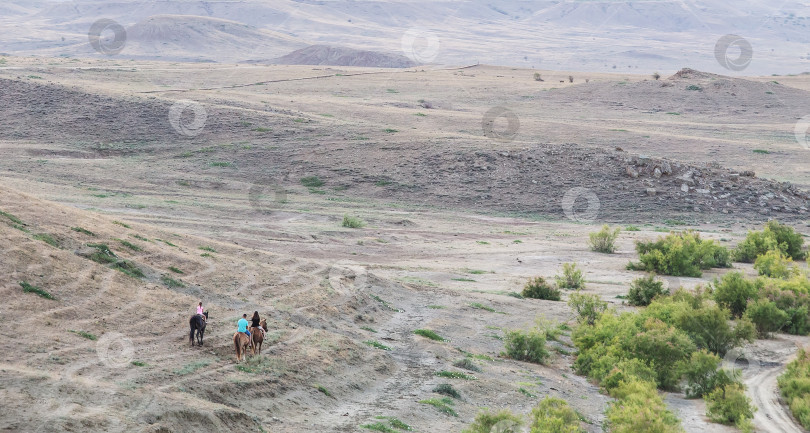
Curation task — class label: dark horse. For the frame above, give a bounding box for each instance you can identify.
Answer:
[189,311,208,346]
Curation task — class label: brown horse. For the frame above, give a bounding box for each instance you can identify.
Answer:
[233,332,253,363]
[250,319,268,355]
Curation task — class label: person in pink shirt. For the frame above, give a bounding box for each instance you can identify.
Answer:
[197,301,206,322]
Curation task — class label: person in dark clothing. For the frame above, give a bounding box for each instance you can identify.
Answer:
[250,311,265,338]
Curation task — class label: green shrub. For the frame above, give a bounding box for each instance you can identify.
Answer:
[680,349,737,398]
[627,274,667,306]
[744,299,789,338]
[502,322,552,364]
[674,303,755,356]
[734,220,805,262]
[713,271,760,317]
[568,292,607,325]
[529,397,584,433]
[754,250,798,278]
[20,281,55,300]
[435,371,476,380]
[601,359,657,392]
[605,379,683,433]
[433,383,461,399]
[419,397,457,416]
[705,383,755,430]
[453,358,482,372]
[300,176,324,188]
[342,215,365,228]
[33,233,59,248]
[630,231,730,277]
[779,348,810,430]
[628,317,696,390]
[589,224,621,253]
[555,263,585,290]
[522,277,560,301]
[462,409,522,433]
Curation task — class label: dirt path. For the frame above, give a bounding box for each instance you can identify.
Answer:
[738,336,810,433]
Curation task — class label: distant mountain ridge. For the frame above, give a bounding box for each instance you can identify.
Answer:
[272,45,417,68]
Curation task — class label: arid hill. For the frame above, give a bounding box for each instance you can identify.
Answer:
[272,45,417,68]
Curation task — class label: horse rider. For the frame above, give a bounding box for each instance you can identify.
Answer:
[250,311,265,338]
[238,313,251,339]
[197,301,206,323]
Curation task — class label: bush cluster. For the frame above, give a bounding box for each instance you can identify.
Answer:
[568,293,607,326]
[629,231,730,277]
[779,348,810,430]
[627,274,667,306]
[555,262,585,290]
[573,290,756,431]
[502,321,555,364]
[522,276,560,301]
[753,250,798,278]
[463,397,584,433]
[588,224,621,253]
[733,220,805,262]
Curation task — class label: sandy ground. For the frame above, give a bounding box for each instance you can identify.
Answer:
[1,57,810,432]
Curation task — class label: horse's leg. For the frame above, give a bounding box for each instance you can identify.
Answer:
[189,325,195,346]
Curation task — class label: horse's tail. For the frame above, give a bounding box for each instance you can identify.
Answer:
[189,316,196,343]
[233,333,240,357]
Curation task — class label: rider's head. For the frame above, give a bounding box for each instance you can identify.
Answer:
[242,313,247,318]
[199,301,202,307]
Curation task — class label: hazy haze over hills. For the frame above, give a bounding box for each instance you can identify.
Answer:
[2,0,810,74]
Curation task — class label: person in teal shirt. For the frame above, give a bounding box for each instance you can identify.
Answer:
[237,313,250,337]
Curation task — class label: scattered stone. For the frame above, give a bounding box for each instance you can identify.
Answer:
[696,189,710,194]
[653,167,662,178]
[626,166,639,178]
[741,170,755,177]
[646,188,656,196]
[681,184,689,193]
[661,162,672,175]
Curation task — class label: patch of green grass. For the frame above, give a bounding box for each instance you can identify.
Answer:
[375,180,393,186]
[300,176,324,188]
[112,260,145,279]
[414,112,427,117]
[753,149,771,154]
[293,118,307,123]
[33,233,59,248]
[86,243,117,263]
[168,266,184,274]
[452,277,476,282]
[506,292,524,299]
[427,305,445,309]
[370,294,403,312]
[200,253,213,258]
[453,358,482,372]
[666,112,681,115]
[252,127,272,133]
[362,423,395,432]
[414,329,445,341]
[199,246,216,252]
[463,268,488,275]
[433,383,461,399]
[342,215,365,228]
[686,84,703,91]
[131,360,147,367]
[174,360,211,375]
[386,89,399,93]
[470,302,495,312]
[20,281,55,300]
[157,239,176,247]
[361,326,377,333]
[112,220,130,228]
[519,387,537,398]
[476,240,490,245]
[118,239,142,251]
[209,161,232,167]
[69,330,97,340]
[513,239,522,243]
[71,227,96,236]
[235,355,282,374]
[388,418,412,431]
[419,397,457,416]
[161,275,185,288]
[383,128,399,133]
[0,210,23,225]
[364,340,391,351]
[315,384,332,397]
[435,371,476,380]
[625,225,640,231]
